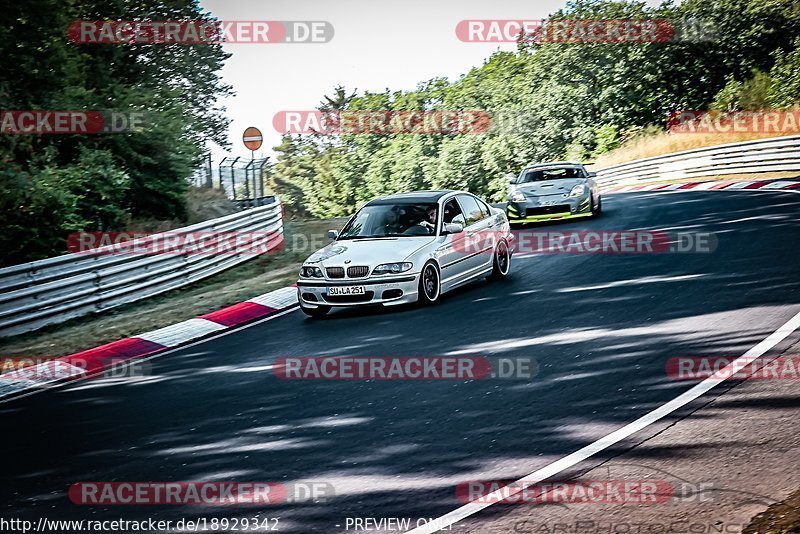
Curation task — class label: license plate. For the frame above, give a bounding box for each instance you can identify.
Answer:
[327,286,366,296]
[541,200,557,206]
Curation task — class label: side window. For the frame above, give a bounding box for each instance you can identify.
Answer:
[442,198,466,226]
[456,195,484,226]
[476,198,491,219]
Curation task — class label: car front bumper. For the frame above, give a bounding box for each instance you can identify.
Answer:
[507,193,593,223]
[296,273,421,308]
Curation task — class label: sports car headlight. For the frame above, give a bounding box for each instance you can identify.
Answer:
[510,190,526,202]
[300,265,324,278]
[372,262,413,275]
[569,184,588,197]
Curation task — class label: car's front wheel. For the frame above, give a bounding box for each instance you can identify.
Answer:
[591,194,602,216]
[418,261,441,305]
[489,239,511,280]
[299,302,330,318]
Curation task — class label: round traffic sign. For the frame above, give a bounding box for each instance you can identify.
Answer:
[243,126,263,151]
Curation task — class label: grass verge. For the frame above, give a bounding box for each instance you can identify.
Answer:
[593,131,796,169]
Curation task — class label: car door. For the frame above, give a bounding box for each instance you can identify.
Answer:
[455,194,493,276]
[436,196,469,290]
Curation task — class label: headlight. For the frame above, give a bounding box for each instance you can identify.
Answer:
[569,184,588,197]
[372,262,413,275]
[510,190,526,202]
[300,265,324,278]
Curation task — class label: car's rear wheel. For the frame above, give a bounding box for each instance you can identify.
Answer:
[300,302,330,318]
[489,239,511,280]
[418,262,441,305]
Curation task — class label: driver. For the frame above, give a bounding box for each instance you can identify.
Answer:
[417,205,438,233]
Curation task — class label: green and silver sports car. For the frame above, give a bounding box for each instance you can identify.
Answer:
[506,161,602,226]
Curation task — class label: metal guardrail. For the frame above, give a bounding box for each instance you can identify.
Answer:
[0,198,283,338]
[594,134,800,187]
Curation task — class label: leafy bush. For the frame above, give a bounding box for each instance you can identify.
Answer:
[712,70,773,111]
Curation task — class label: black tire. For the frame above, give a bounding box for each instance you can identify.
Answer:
[592,194,602,216]
[300,302,330,318]
[418,261,441,305]
[489,239,511,280]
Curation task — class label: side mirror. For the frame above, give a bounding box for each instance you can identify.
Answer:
[443,222,464,234]
[587,171,597,178]
[327,230,339,240]
[504,172,516,183]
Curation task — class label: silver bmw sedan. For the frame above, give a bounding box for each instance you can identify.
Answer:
[296,190,513,317]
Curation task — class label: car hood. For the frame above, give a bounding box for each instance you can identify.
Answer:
[305,236,435,266]
[512,178,584,196]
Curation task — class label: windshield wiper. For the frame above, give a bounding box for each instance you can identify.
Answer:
[339,234,410,240]
[339,235,386,240]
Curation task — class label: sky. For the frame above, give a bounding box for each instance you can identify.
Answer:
[200,0,668,162]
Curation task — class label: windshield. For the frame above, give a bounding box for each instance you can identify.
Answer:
[338,202,439,239]
[515,166,585,184]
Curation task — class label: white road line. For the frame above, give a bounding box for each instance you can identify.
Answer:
[248,286,299,309]
[761,181,799,189]
[691,181,721,190]
[404,308,800,534]
[724,181,755,189]
[138,318,226,347]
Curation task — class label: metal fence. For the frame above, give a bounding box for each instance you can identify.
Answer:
[0,199,283,338]
[187,154,272,208]
[187,153,214,189]
[594,134,800,188]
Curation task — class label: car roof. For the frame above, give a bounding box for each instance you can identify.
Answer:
[367,190,454,204]
[523,161,585,169]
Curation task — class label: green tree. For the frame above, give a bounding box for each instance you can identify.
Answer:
[769,39,800,108]
[0,0,232,264]
[712,70,774,110]
[264,0,800,218]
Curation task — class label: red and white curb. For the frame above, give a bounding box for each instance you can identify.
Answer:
[0,286,299,401]
[603,179,800,194]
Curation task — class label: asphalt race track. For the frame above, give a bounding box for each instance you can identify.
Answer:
[2,191,800,533]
